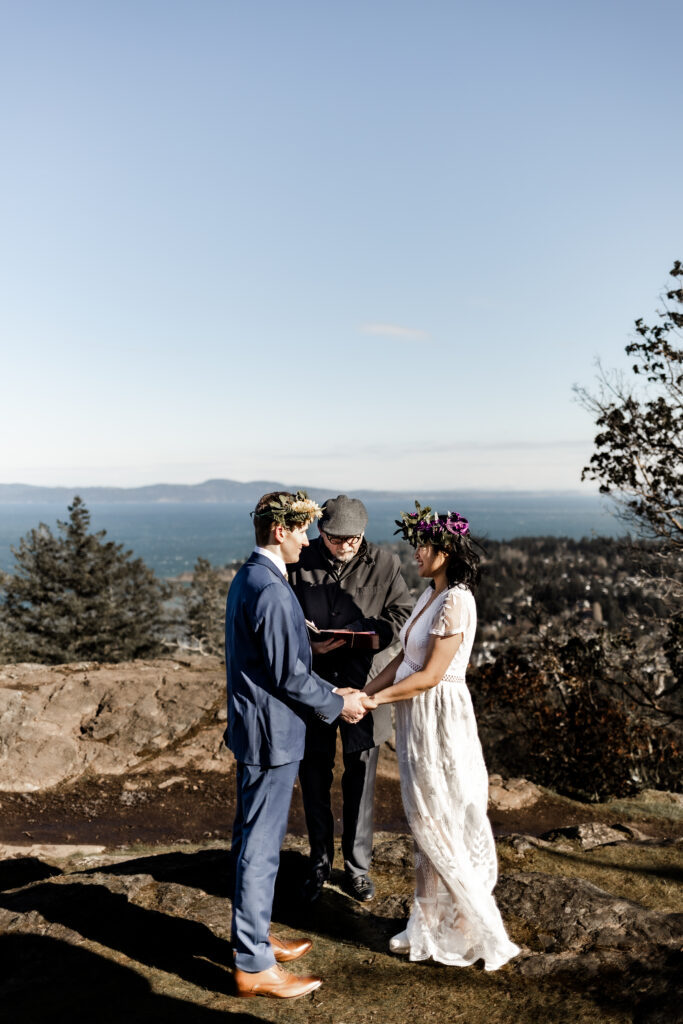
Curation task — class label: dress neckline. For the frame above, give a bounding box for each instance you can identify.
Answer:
[403,587,442,650]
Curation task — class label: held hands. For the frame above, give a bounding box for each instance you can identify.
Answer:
[339,688,378,723]
[340,689,367,724]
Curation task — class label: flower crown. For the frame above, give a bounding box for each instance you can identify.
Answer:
[251,490,323,527]
[395,501,470,550]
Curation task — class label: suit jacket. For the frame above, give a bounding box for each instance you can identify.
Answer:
[289,538,412,753]
[224,551,344,767]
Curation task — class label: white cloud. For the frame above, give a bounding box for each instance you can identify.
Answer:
[360,322,430,341]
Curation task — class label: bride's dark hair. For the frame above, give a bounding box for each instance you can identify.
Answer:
[441,534,481,591]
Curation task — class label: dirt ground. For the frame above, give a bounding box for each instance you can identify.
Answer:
[2,761,681,849]
[2,754,682,1023]
[2,829,681,1024]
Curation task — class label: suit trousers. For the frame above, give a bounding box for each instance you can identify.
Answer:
[299,735,379,878]
[231,760,299,973]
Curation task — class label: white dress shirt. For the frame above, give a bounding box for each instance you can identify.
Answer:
[254,546,287,578]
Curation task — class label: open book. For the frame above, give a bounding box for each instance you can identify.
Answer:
[305,620,380,651]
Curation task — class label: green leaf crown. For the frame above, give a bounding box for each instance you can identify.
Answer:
[251,490,323,527]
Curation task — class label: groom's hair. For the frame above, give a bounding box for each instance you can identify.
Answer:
[253,491,297,545]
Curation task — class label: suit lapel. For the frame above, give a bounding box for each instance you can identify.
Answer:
[250,551,289,585]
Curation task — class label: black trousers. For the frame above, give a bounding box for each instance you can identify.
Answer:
[299,735,379,878]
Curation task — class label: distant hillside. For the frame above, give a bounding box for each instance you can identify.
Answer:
[0,479,288,504]
[0,480,587,504]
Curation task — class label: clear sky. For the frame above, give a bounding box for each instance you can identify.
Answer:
[1,0,681,492]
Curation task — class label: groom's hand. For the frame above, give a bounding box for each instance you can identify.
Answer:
[340,690,366,723]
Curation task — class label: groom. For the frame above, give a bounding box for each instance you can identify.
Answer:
[224,490,367,999]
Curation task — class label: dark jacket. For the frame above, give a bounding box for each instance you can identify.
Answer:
[289,537,413,752]
[224,551,343,766]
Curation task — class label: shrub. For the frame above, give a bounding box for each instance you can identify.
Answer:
[473,630,682,800]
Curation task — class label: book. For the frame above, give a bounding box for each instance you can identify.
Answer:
[305,620,380,651]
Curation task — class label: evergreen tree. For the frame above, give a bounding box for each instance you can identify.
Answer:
[181,557,230,656]
[0,497,168,663]
[576,263,683,732]
[577,260,683,549]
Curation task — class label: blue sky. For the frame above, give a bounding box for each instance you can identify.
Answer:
[1,0,681,491]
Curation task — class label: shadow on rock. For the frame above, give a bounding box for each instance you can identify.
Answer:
[93,847,233,898]
[85,846,404,954]
[0,934,259,1024]
[103,846,406,954]
[0,856,62,892]
[524,949,682,1024]
[535,839,683,885]
[0,880,235,994]
[272,850,406,954]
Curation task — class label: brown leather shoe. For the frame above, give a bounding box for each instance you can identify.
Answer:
[270,933,313,963]
[234,964,322,999]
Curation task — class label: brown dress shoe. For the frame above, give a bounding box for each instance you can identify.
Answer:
[234,964,322,999]
[270,933,313,962]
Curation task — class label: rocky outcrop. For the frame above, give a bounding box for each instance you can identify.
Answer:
[498,870,682,958]
[2,658,680,1020]
[540,821,655,849]
[1,660,546,812]
[487,773,541,811]
[497,871,683,1023]
[0,835,681,1023]
[0,658,229,791]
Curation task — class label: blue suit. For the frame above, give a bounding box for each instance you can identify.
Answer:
[225,551,343,972]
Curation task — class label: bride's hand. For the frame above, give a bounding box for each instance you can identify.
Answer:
[360,693,378,710]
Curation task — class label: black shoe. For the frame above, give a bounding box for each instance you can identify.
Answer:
[302,864,329,903]
[345,873,375,902]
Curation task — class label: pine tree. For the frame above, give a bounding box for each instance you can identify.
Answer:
[577,260,683,549]
[571,266,683,766]
[182,557,230,656]
[0,497,168,663]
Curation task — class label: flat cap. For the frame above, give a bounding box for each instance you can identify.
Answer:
[320,495,368,536]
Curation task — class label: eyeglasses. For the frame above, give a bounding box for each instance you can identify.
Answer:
[323,531,363,546]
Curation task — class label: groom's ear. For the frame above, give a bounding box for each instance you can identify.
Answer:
[272,522,287,545]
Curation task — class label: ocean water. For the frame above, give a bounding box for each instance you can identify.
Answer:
[0,495,625,578]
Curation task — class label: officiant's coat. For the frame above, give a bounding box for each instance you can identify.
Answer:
[289,537,412,752]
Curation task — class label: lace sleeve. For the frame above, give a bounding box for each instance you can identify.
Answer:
[430,587,470,638]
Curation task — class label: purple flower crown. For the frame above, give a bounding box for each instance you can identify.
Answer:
[395,501,470,549]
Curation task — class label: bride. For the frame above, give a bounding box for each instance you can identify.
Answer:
[361,504,520,970]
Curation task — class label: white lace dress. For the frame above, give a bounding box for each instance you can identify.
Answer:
[393,584,521,969]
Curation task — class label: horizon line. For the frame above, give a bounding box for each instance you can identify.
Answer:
[0,477,602,498]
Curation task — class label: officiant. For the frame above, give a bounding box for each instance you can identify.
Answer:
[289,494,412,904]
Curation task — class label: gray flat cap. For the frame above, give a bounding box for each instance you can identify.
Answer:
[320,495,368,535]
